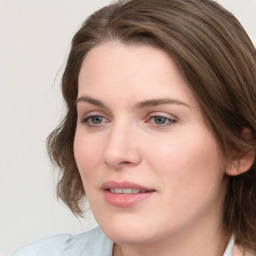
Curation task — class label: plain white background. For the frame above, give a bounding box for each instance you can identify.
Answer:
[1,0,255,255]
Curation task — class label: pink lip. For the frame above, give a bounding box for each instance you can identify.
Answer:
[102,180,155,207]
[102,180,154,191]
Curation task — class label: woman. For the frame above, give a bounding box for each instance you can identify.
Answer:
[12,0,256,255]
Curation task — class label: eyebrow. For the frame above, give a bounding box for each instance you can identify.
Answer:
[76,96,190,109]
[135,98,190,108]
[76,96,106,107]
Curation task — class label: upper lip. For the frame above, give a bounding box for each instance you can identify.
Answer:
[101,180,155,192]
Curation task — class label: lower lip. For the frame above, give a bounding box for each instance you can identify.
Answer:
[104,190,154,207]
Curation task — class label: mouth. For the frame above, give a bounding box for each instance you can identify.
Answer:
[108,188,151,194]
[102,180,155,193]
[102,180,155,207]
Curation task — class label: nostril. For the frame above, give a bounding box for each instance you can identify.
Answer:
[104,146,142,169]
[104,160,132,169]
[120,161,132,166]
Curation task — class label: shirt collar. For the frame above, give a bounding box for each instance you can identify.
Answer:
[223,235,235,256]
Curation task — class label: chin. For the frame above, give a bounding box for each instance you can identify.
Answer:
[98,216,162,245]
[104,227,153,245]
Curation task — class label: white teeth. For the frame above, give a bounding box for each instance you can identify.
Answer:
[109,188,146,194]
[123,188,133,194]
[109,188,122,193]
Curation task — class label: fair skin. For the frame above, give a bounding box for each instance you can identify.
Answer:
[74,43,232,256]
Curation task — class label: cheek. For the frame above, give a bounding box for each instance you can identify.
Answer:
[146,129,226,190]
[73,131,103,182]
[145,129,227,223]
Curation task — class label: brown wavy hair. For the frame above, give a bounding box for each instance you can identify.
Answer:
[47,0,256,253]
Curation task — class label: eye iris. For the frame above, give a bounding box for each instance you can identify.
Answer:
[154,116,167,124]
[91,116,103,124]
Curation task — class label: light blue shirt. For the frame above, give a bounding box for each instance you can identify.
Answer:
[10,226,113,256]
[11,226,235,256]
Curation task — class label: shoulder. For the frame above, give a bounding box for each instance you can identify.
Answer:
[10,226,113,256]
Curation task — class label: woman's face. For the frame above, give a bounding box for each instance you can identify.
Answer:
[74,43,228,245]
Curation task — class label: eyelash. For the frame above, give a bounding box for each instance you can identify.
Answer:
[148,115,177,126]
[81,113,177,129]
[81,115,108,127]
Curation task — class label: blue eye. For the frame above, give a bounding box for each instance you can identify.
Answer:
[150,116,176,126]
[82,115,107,126]
[90,116,104,124]
[153,116,168,124]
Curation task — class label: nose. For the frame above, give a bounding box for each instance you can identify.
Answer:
[103,124,142,170]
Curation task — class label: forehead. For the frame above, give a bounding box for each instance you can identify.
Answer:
[78,43,197,108]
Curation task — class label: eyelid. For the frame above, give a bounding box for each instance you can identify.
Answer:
[78,110,110,125]
[148,111,177,120]
[76,103,112,117]
[78,109,108,119]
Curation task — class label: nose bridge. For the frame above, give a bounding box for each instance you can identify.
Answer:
[104,120,141,169]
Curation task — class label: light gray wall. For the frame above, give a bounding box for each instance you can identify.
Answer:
[1,1,255,255]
